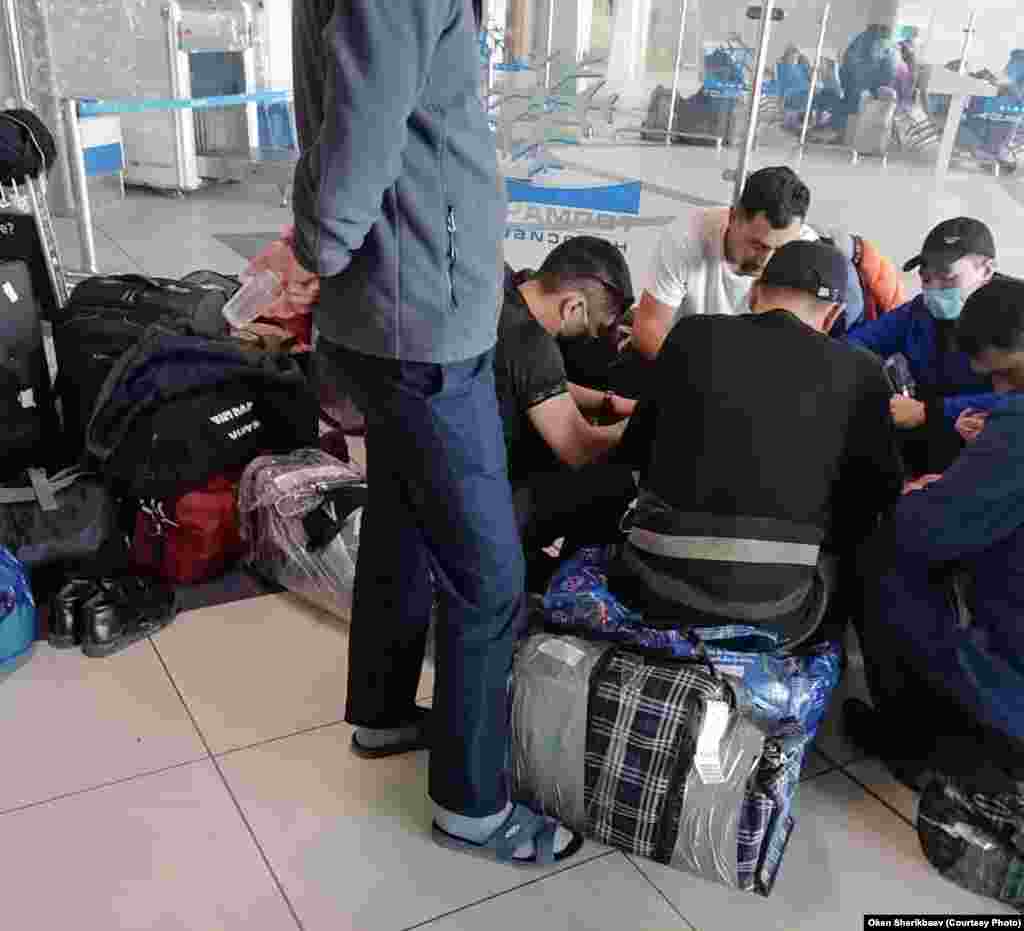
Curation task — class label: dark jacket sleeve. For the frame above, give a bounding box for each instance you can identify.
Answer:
[827,357,904,551]
[893,402,1024,564]
[291,0,457,276]
[943,392,1011,422]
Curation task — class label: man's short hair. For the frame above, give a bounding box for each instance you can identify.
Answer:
[957,276,1024,356]
[738,166,811,230]
[535,236,634,319]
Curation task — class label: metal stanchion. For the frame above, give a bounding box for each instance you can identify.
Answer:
[732,0,777,205]
[544,0,555,90]
[935,11,978,184]
[665,0,691,147]
[62,98,99,274]
[2,0,30,103]
[797,3,831,158]
[164,2,189,194]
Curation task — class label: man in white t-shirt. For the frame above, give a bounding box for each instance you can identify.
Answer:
[631,166,815,360]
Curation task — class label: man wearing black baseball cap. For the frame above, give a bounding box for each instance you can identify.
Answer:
[495,236,639,588]
[608,241,902,647]
[848,218,997,476]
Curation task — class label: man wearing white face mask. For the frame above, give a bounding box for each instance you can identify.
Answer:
[847,218,997,476]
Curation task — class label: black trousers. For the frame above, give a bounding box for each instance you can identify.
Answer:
[513,463,636,560]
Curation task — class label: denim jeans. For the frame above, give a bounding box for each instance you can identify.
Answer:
[317,340,526,817]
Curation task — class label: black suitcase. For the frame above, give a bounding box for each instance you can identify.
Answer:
[0,259,62,479]
[52,273,231,459]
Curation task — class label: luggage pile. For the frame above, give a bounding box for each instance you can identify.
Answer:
[0,228,365,661]
[510,544,843,896]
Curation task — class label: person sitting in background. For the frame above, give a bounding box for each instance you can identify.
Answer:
[495,237,638,590]
[610,241,902,646]
[822,24,900,141]
[846,276,1024,791]
[847,218,997,477]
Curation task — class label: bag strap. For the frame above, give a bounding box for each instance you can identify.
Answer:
[0,468,86,510]
[851,234,865,269]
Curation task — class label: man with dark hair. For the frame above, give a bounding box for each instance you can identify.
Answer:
[292,0,583,865]
[495,236,638,585]
[847,218,998,476]
[630,165,814,360]
[611,241,903,646]
[846,276,1024,791]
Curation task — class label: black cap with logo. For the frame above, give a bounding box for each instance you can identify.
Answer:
[759,240,849,304]
[903,218,996,273]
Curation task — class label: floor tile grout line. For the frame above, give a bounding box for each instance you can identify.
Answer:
[622,852,698,930]
[835,765,918,831]
[146,640,307,931]
[398,849,618,931]
[0,756,207,819]
[214,716,350,760]
[91,220,148,273]
[800,762,841,784]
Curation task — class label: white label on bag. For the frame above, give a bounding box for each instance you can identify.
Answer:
[539,638,585,667]
[716,664,746,679]
[695,700,730,785]
[2,281,18,303]
[18,388,34,409]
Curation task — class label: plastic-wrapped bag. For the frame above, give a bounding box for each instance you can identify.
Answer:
[0,545,36,675]
[512,633,801,896]
[918,773,1024,908]
[233,225,317,350]
[543,545,843,741]
[238,450,365,618]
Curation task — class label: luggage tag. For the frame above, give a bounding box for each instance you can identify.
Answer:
[538,638,586,667]
[694,699,731,785]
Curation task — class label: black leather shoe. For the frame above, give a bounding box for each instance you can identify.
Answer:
[48,578,102,649]
[81,576,178,659]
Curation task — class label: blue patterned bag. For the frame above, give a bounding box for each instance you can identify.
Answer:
[0,545,36,674]
[544,545,842,741]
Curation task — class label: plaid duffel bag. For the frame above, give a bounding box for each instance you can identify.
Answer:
[512,633,799,896]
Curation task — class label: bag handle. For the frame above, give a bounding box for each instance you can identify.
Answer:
[95,273,164,290]
[0,468,87,510]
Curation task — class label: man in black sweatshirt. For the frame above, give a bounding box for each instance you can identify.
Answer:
[611,240,903,647]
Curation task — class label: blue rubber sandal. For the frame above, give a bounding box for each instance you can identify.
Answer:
[432,803,584,866]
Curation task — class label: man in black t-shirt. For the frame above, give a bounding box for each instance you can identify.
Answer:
[612,240,903,647]
[495,238,638,584]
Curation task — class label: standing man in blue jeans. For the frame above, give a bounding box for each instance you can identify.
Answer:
[290,0,583,865]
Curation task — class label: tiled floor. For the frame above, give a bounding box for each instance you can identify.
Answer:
[0,594,1013,931]
[6,155,1018,929]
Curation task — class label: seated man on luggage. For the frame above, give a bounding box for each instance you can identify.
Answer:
[846,276,1024,791]
[495,237,638,589]
[609,241,903,646]
[847,218,997,477]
